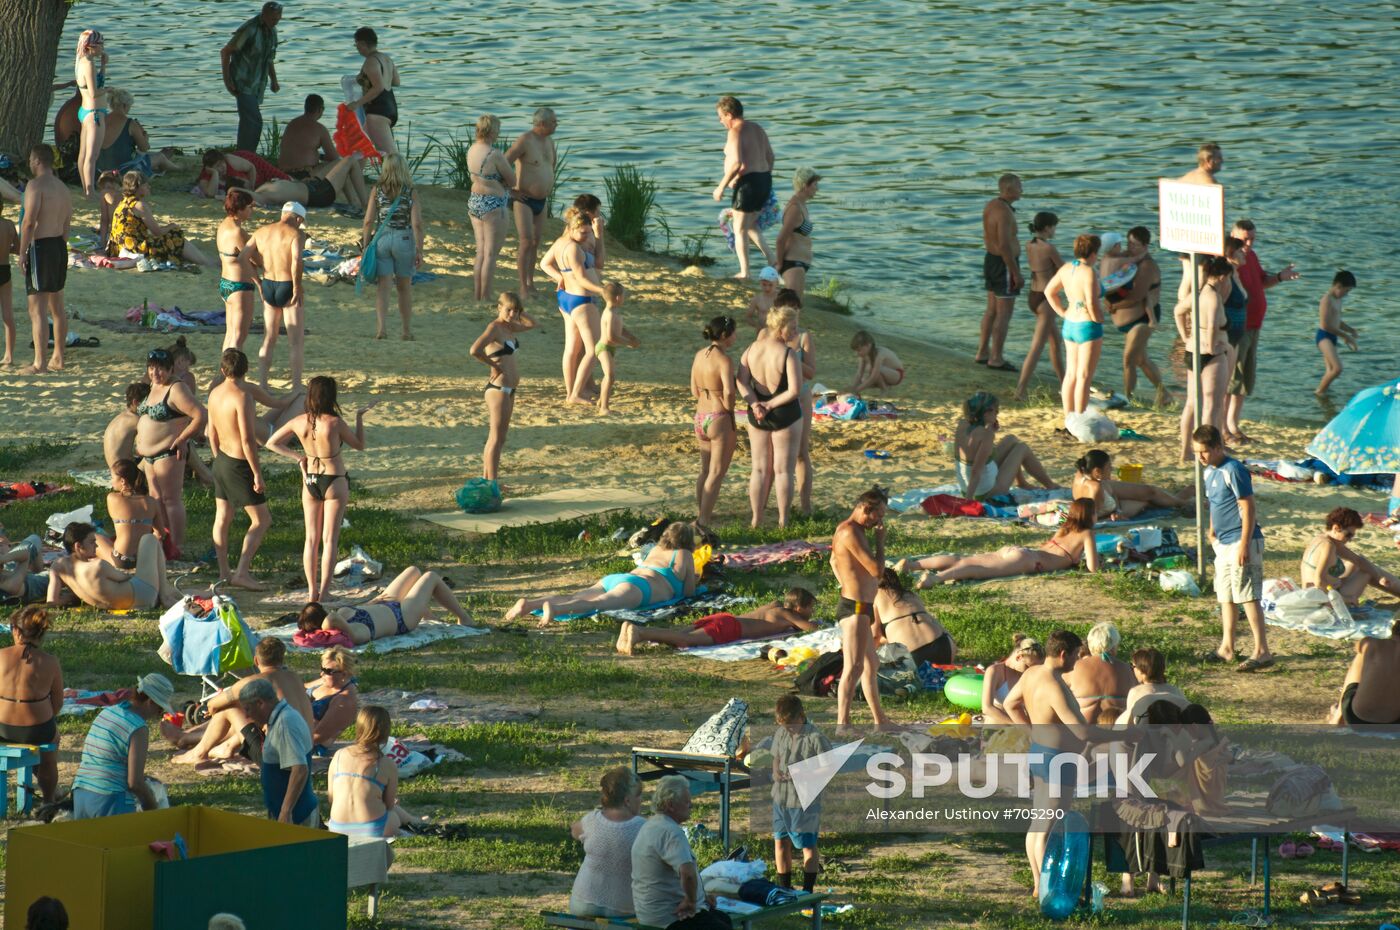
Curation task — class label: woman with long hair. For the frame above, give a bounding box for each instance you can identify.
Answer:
[360,153,423,340]
[465,114,516,302]
[872,569,956,665]
[469,292,536,481]
[217,189,257,351]
[1015,212,1066,401]
[737,305,803,527]
[102,458,167,570]
[1044,234,1103,418]
[1176,256,1230,463]
[950,391,1057,500]
[266,376,379,600]
[541,208,608,403]
[134,347,206,554]
[74,30,109,197]
[902,498,1100,586]
[327,705,416,840]
[691,315,738,525]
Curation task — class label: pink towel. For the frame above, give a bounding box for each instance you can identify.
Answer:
[293,629,355,648]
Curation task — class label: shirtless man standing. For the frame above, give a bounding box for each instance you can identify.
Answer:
[1178,142,1222,185]
[832,487,892,733]
[1003,629,1120,899]
[208,349,270,590]
[978,173,1021,371]
[1329,618,1400,726]
[240,202,306,387]
[278,94,367,211]
[506,107,557,299]
[712,96,775,281]
[616,588,818,654]
[18,145,73,375]
[103,383,150,471]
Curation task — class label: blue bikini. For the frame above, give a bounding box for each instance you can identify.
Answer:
[600,552,685,608]
[556,251,597,315]
[343,602,409,642]
[1061,260,1104,344]
[326,763,390,838]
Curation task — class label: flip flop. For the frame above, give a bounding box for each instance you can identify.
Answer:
[987,361,1017,371]
[974,358,989,366]
[1236,657,1275,672]
[1202,651,1233,664]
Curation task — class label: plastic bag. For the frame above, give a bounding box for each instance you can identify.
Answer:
[1159,569,1200,596]
[1065,409,1118,443]
[455,477,502,514]
[46,504,94,537]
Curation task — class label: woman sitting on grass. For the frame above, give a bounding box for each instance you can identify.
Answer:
[1300,507,1400,606]
[505,522,699,626]
[872,570,955,665]
[298,566,476,645]
[1064,621,1135,724]
[980,634,1045,725]
[101,459,166,571]
[1070,449,1190,521]
[898,498,1100,587]
[327,706,418,841]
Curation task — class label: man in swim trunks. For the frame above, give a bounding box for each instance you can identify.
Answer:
[977,173,1021,371]
[1328,618,1400,726]
[222,1,282,152]
[278,94,368,210]
[712,96,775,280]
[48,522,179,611]
[831,487,892,733]
[615,587,819,655]
[208,349,271,591]
[1224,219,1299,444]
[241,201,306,387]
[506,107,557,300]
[18,145,73,375]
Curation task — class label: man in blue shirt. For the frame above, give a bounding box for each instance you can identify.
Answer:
[1193,425,1273,671]
[240,677,318,826]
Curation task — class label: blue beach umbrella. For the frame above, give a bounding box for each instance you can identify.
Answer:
[1306,378,1400,475]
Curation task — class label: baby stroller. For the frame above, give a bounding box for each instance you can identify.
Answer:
[157,588,258,722]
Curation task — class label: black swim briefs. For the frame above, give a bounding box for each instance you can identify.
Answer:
[836,596,872,620]
[25,236,68,295]
[910,633,955,666]
[213,451,267,509]
[260,279,294,308]
[732,170,772,214]
[982,251,1020,298]
[305,176,335,209]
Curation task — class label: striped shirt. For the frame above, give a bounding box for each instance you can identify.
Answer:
[73,703,145,795]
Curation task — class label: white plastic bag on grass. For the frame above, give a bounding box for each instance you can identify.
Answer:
[46,504,94,537]
[1159,570,1199,596]
[1066,409,1117,443]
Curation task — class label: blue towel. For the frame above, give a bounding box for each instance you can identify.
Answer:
[164,611,232,676]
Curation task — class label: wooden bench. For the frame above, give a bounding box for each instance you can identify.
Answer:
[0,742,57,817]
[346,834,391,918]
[543,893,828,930]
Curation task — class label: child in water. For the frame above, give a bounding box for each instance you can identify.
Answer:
[847,329,904,396]
[745,266,781,333]
[596,282,639,415]
[1315,270,1358,396]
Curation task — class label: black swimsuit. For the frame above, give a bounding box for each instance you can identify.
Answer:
[362,54,399,127]
[748,348,802,431]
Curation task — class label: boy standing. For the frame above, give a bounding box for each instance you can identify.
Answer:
[1315,271,1358,396]
[596,282,639,416]
[771,695,830,893]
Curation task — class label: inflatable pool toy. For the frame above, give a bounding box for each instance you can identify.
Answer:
[334,103,381,162]
[943,672,983,711]
[1039,811,1090,919]
[1100,263,1137,300]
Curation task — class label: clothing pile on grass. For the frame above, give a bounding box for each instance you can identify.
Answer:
[812,395,898,421]
[1260,578,1394,640]
[1246,456,1392,490]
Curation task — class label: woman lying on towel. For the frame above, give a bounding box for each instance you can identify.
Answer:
[899,497,1100,587]
[506,523,699,626]
[1071,449,1191,520]
[298,566,476,645]
[615,587,817,655]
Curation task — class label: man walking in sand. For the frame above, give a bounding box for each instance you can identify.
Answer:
[241,202,306,387]
[278,94,368,211]
[506,108,558,300]
[208,348,271,591]
[831,487,892,733]
[18,145,72,375]
[1224,218,1298,444]
[713,95,775,280]
[1178,142,1222,185]
[222,1,282,151]
[977,173,1021,371]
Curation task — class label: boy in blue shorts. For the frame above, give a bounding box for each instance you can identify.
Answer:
[771,695,830,893]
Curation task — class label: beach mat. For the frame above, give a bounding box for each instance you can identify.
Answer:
[421,487,657,534]
[545,591,752,624]
[681,625,842,662]
[258,619,489,654]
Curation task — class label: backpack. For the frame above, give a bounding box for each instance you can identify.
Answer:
[794,651,845,696]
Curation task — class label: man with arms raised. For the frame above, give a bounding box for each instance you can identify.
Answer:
[831,487,892,733]
[278,94,368,211]
[208,349,271,590]
[241,202,306,387]
[712,96,775,281]
[18,145,72,375]
[977,173,1021,370]
[506,107,557,299]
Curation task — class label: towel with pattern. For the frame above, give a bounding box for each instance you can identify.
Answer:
[719,541,831,571]
[258,619,490,653]
[681,625,843,662]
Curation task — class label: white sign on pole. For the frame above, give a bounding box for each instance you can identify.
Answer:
[1158,180,1225,256]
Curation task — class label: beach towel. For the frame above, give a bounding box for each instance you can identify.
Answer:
[259,583,384,607]
[1263,598,1393,640]
[0,481,70,508]
[543,590,751,623]
[718,541,831,571]
[59,688,131,716]
[921,494,984,517]
[888,486,958,513]
[258,619,490,654]
[681,625,843,662]
[422,486,657,534]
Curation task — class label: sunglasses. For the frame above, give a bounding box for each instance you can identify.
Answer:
[148,349,172,363]
[321,666,342,675]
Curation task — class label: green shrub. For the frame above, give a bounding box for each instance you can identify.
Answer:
[603,164,657,251]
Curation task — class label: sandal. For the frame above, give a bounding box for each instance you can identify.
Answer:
[1236,656,1275,672]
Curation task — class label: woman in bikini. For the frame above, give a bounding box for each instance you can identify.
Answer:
[300,566,475,646]
[950,392,1057,500]
[217,189,257,352]
[541,209,609,403]
[1064,621,1135,724]
[466,115,517,303]
[266,377,379,601]
[505,522,698,626]
[980,634,1045,725]
[1044,234,1103,418]
[1071,449,1190,520]
[102,458,166,571]
[134,347,206,555]
[738,305,804,528]
[1300,507,1400,606]
[1015,212,1066,402]
[327,706,417,842]
[470,292,536,482]
[349,28,401,156]
[1175,256,1230,464]
[775,290,817,516]
[872,569,956,665]
[691,315,738,526]
[301,647,359,751]
[0,607,64,803]
[774,167,819,296]
[904,497,1100,586]
[74,30,108,197]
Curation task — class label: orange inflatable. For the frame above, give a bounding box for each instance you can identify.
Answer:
[334,104,381,162]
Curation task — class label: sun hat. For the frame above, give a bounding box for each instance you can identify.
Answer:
[1100,232,1126,253]
[281,201,307,219]
[793,166,821,191]
[759,266,781,283]
[135,673,175,714]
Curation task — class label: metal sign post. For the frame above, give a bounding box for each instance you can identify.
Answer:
[1159,179,1225,580]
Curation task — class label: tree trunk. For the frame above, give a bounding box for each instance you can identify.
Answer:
[0,0,73,158]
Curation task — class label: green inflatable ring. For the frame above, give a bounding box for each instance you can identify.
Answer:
[943,673,983,711]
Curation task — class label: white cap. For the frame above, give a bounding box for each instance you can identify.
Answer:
[1100,232,1125,253]
[135,673,175,714]
[759,266,781,283]
[281,201,307,219]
